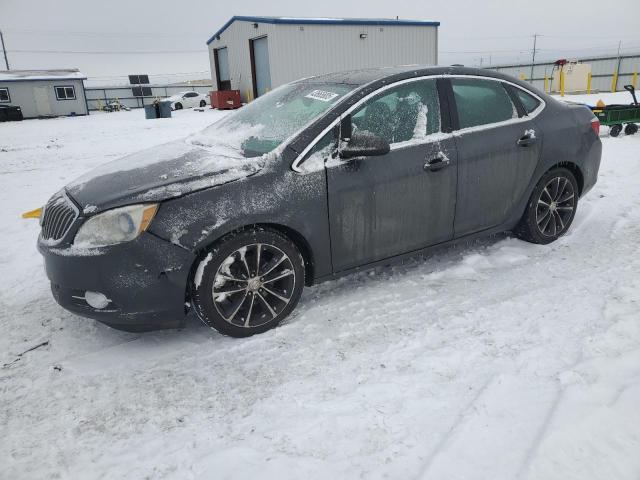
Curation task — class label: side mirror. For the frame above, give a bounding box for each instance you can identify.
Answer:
[339,131,390,160]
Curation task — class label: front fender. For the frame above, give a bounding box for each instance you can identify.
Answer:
[148,168,333,280]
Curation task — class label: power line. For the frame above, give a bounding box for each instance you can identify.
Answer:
[2,27,205,39]
[8,48,206,55]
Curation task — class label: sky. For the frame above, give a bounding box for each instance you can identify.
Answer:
[1,0,638,85]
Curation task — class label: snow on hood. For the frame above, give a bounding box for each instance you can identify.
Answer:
[66,137,265,213]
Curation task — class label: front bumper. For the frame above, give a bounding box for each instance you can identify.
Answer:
[38,232,196,332]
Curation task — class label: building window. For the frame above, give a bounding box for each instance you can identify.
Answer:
[55,85,76,100]
[0,87,10,103]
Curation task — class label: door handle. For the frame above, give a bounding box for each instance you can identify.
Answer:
[517,134,537,147]
[424,153,450,172]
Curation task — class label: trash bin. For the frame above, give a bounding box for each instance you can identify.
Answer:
[158,100,172,118]
[144,101,172,119]
[144,103,159,119]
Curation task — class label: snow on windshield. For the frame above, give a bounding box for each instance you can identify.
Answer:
[191,82,356,158]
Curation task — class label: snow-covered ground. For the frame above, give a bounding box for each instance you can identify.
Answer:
[1,97,639,480]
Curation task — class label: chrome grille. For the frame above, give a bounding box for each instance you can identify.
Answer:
[41,192,78,242]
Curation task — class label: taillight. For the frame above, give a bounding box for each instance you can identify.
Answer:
[591,118,600,136]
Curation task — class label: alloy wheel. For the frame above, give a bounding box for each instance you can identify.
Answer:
[536,176,575,237]
[211,243,296,328]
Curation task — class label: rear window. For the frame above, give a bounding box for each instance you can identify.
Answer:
[452,78,517,129]
[514,88,541,114]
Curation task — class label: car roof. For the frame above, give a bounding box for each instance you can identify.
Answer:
[298,65,540,93]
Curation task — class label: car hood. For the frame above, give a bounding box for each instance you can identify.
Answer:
[65,139,264,214]
[165,95,184,102]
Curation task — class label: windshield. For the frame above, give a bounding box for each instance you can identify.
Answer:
[190,82,356,158]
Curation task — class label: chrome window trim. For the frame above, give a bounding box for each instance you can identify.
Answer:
[290,74,546,173]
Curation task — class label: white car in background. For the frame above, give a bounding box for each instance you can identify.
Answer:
[166,91,209,110]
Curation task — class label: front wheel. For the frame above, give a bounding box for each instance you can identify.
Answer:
[191,228,305,337]
[515,168,578,244]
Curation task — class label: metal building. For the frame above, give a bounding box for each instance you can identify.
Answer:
[206,16,439,102]
[0,69,88,119]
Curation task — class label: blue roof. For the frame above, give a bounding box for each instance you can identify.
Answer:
[206,16,440,45]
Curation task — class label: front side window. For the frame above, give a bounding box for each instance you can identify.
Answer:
[192,81,356,158]
[55,86,76,100]
[514,87,541,114]
[0,87,9,102]
[452,78,517,129]
[351,78,441,145]
[298,127,338,173]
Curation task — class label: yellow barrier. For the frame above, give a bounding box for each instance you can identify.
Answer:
[519,73,526,81]
[544,75,549,93]
[560,70,565,97]
[586,72,592,94]
[611,69,618,92]
[633,70,638,89]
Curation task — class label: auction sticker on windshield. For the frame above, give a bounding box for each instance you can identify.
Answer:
[305,90,340,102]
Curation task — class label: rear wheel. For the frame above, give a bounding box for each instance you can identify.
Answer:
[515,168,578,244]
[191,228,305,337]
[199,100,206,107]
[624,123,638,135]
[610,124,622,137]
[174,102,183,110]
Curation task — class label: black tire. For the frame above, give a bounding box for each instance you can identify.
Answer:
[624,123,638,135]
[174,102,183,110]
[199,100,206,107]
[191,227,305,337]
[610,124,622,137]
[515,168,579,245]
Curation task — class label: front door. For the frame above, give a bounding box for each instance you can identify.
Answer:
[326,78,458,272]
[251,36,271,98]
[449,77,541,236]
[33,86,52,116]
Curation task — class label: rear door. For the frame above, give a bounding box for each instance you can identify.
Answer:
[448,77,542,236]
[325,78,458,272]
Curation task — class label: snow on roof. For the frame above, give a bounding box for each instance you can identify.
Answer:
[207,16,440,45]
[0,69,87,82]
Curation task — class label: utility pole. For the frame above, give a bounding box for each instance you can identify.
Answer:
[0,30,9,70]
[613,40,622,92]
[530,34,538,83]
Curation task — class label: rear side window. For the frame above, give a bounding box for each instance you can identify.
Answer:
[452,78,517,129]
[514,88,541,114]
[0,87,9,102]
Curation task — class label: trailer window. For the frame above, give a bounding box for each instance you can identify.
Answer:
[0,88,9,103]
[55,86,76,100]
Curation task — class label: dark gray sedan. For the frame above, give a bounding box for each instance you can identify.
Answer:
[37,66,601,337]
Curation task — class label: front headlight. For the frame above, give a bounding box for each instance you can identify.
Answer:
[74,204,158,248]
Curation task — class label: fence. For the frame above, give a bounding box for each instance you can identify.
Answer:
[84,83,213,111]
[487,53,640,95]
